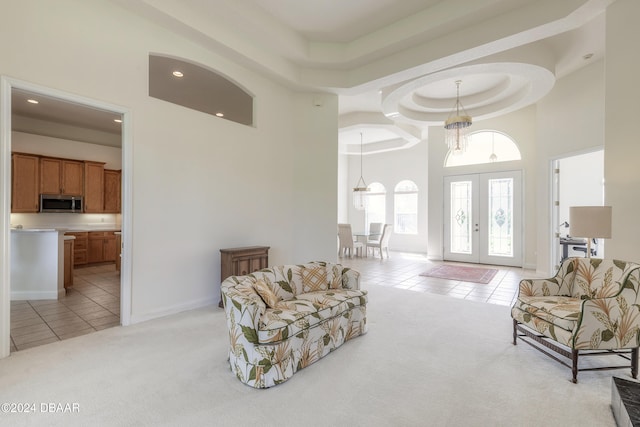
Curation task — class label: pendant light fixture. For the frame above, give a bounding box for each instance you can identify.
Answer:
[489,132,498,162]
[353,132,369,210]
[444,80,472,155]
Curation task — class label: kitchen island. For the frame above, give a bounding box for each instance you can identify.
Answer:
[10,228,66,300]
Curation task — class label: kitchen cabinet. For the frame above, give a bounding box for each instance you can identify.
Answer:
[11,153,40,213]
[64,238,74,288]
[88,231,117,263]
[40,157,84,196]
[65,232,88,266]
[84,161,105,213]
[103,169,121,213]
[219,246,269,307]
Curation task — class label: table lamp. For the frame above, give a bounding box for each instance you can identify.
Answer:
[569,206,612,258]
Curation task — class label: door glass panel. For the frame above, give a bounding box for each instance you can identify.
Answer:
[488,178,513,257]
[450,181,472,254]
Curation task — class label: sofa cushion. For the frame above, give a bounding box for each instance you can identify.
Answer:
[254,278,280,308]
[294,289,368,309]
[257,289,368,344]
[515,295,582,332]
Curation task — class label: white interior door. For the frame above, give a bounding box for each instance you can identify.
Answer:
[444,171,522,267]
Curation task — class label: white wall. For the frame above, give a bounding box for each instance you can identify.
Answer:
[605,0,640,262]
[346,140,429,253]
[536,60,605,274]
[337,152,349,224]
[0,0,338,323]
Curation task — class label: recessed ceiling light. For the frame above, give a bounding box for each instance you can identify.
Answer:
[215,112,224,117]
[114,119,122,123]
[172,71,184,77]
[27,99,39,104]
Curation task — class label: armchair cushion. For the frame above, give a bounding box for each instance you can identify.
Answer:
[515,295,581,332]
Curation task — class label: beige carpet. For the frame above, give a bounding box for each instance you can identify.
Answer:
[0,284,620,426]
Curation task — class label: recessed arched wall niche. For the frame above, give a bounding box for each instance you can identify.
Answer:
[149,54,254,126]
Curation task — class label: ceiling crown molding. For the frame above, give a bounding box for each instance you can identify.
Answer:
[111,0,611,94]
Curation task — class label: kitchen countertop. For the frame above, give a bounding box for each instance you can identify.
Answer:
[11,225,121,232]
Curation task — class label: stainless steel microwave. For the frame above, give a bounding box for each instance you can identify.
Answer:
[40,195,83,213]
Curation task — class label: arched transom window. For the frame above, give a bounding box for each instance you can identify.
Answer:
[445,130,521,167]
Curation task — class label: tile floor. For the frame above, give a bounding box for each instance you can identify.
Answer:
[340,251,538,306]
[10,263,120,353]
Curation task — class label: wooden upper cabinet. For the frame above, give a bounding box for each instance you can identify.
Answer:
[62,161,84,195]
[12,153,40,213]
[103,169,121,213]
[40,158,84,196]
[84,161,105,213]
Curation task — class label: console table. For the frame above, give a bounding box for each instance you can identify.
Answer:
[219,246,269,308]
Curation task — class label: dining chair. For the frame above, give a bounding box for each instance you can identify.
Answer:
[338,223,364,258]
[366,224,392,259]
[368,222,383,242]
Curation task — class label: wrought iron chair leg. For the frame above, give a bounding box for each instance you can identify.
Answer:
[512,319,517,345]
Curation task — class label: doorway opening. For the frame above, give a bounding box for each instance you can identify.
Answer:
[551,149,604,270]
[1,77,132,358]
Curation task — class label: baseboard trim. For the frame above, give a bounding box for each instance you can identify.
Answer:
[129,296,217,324]
[11,290,59,300]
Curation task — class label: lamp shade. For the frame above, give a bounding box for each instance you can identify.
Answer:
[569,206,612,238]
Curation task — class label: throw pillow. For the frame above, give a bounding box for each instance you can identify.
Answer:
[254,278,280,308]
[329,265,343,289]
[301,265,328,292]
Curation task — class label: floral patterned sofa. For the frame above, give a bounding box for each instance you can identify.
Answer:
[220,261,367,388]
[511,257,640,383]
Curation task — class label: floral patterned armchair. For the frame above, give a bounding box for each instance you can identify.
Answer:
[511,257,640,383]
[221,261,367,388]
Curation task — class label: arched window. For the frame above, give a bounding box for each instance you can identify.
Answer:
[445,130,521,167]
[365,182,386,232]
[394,180,418,234]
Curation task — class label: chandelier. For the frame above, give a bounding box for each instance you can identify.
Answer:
[353,132,369,210]
[444,80,472,155]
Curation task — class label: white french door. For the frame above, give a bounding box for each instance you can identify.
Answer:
[443,171,522,267]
